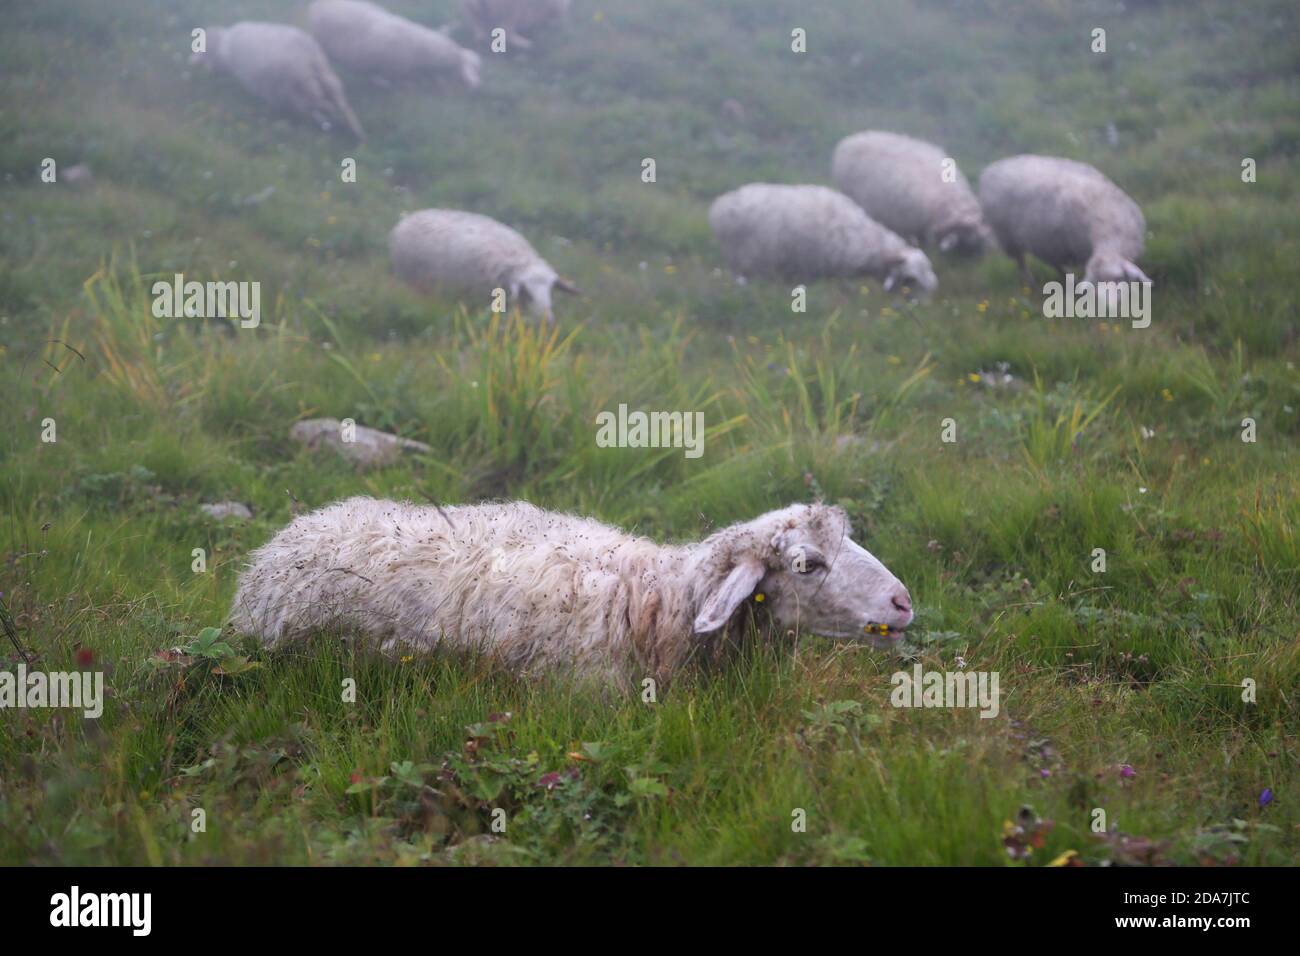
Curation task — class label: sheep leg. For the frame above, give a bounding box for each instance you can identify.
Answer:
[289,74,336,134]
[311,59,366,142]
[329,85,366,143]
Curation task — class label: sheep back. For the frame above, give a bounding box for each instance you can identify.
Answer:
[389,209,550,295]
[831,130,985,247]
[229,496,695,681]
[708,183,911,280]
[209,21,364,139]
[308,0,479,86]
[978,154,1145,268]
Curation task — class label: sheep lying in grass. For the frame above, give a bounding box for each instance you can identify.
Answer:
[389,209,578,321]
[709,183,938,294]
[309,0,482,90]
[229,497,915,684]
[832,130,995,256]
[978,154,1149,285]
[459,0,571,49]
[190,22,366,141]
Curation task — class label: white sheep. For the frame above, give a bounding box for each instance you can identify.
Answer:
[831,130,995,256]
[978,154,1150,285]
[229,498,914,684]
[308,0,482,90]
[459,0,571,49]
[708,183,938,294]
[389,209,578,321]
[191,22,366,141]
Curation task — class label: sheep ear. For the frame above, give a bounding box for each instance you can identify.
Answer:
[693,558,765,634]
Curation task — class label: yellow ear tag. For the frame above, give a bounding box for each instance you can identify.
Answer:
[754,593,765,603]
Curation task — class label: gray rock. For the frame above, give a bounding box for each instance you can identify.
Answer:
[289,417,432,468]
[201,501,253,521]
[63,163,94,186]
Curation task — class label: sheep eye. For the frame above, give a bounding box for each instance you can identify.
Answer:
[796,556,825,574]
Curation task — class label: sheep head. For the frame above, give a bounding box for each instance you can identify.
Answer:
[509,262,558,323]
[936,217,997,257]
[692,504,913,647]
[883,248,938,296]
[513,262,578,323]
[1083,251,1150,287]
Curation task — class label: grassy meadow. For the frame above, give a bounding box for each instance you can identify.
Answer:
[0,0,1297,865]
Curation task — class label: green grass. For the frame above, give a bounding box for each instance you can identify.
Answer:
[0,0,1297,865]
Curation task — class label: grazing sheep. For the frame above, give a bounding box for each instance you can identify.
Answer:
[459,0,571,49]
[190,22,365,141]
[229,497,915,684]
[831,130,995,256]
[308,0,481,90]
[389,209,578,321]
[708,183,938,294]
[978,154,1149,285]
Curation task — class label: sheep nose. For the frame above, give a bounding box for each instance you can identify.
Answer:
[891,588,912,614]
